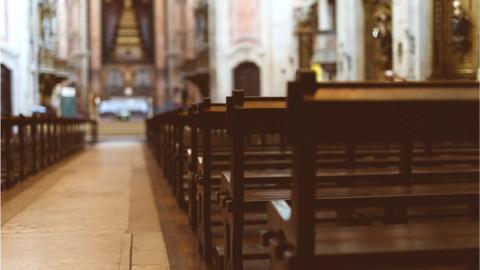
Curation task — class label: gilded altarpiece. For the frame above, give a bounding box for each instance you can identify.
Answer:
[364,0,392,81]
[101,0,155,98]
[433,0,478,79]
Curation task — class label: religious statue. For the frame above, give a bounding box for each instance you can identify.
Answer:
[294,2,317,69]
[451,0,471,54]
[39,0,58,50]
[371,6,392,70]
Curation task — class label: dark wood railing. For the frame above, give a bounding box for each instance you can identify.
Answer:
[1,115,97,190]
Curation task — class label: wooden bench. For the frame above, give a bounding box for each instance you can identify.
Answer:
[179,103,478,234]
[190,98,302,265]
[144,76,479,270]
[220,84,479,270]
[262,74,479,270]
[148,108,196,210]
[172,110,190,209]
[1,115,92,190]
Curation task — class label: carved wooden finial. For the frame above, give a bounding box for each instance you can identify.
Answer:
[232,90,245,105]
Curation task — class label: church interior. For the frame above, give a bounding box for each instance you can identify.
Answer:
[1,0,479,269]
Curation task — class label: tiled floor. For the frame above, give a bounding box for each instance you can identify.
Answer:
[2,139,171,270]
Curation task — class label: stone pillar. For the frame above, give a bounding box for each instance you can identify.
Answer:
[164,0,176,106]
[154,0,166,112]
[336,0,364,80]
[392,0,433,80]
[80,0,90,115]
[318,0,333,31]
[89,0,102,98]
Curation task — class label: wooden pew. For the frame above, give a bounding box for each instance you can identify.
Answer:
[186,102,236,232]
[187,105,200,231]
[194,99,228,263]
[162,110,177,185]
[145,102,211,228]
[192,98,295,266]
[1,115,91,190]
[147,108,193,209]
[220,81,478,270]
[263,77,479,270]
[173,110,190,209]
[143,78,478,270]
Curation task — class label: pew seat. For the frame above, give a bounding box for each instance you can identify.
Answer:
[221,167,478,189]
[198,147,478,161]
[241,182,478,208]
[266,205,478,269]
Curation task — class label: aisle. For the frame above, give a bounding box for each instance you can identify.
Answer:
[1,139,189,270]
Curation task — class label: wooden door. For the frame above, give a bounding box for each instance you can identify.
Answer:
[233,62,260,96]
[1,64,12,116]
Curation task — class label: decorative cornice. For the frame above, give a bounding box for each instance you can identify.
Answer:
[0,45,20,59]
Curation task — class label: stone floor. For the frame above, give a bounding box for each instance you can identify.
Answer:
[1,138,197,270]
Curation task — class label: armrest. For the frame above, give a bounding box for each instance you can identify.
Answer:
[262,200,294,262]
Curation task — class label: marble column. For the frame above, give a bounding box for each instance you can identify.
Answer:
[392,0,433,80]
[154,0,166,112]
[89,0,102,98]
[336,0,364,80]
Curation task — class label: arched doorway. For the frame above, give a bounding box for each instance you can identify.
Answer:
[233,62,260,96]
[1,64,12,116]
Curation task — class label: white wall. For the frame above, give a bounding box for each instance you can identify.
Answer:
[392,0,433,80]
[0,0,37,115]
[267,0,297,96]
[210,0,297,102]
[335,0,364,80]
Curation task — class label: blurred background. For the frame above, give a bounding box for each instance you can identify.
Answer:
[1,0,478,135]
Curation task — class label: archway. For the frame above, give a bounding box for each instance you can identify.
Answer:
[233,62,260,96]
